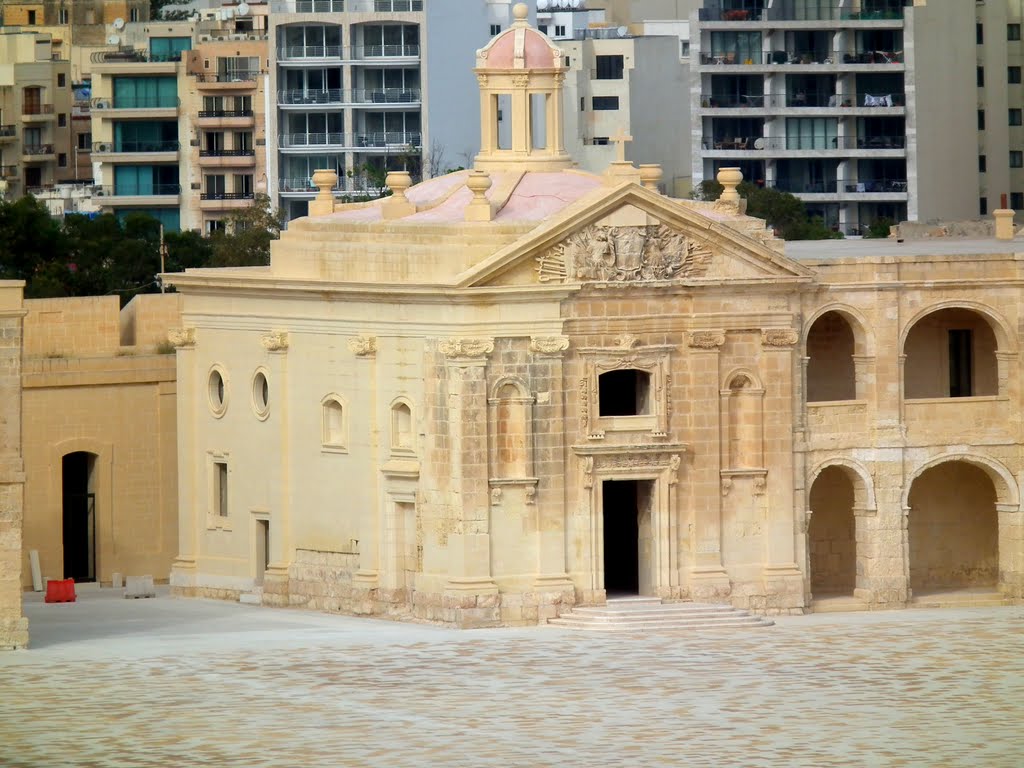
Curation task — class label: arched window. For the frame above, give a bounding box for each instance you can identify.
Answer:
[391,401,413,451]
[807,311,857,401]
[725,373,763,469]
[904,308,999,398]
[494,382,529,478]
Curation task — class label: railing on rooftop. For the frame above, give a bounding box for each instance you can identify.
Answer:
[698,0,909,22]
[701,91,905,108]
[90,48,186,64]
[93,96,180,110]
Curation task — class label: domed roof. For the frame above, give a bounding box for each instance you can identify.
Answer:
[476,2,562,71]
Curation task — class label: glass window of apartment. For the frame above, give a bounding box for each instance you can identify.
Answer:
[58,8,68,24]
[218,57,259,81]
[1011,109,1023,126]
[234,95,253,115]
[115,121,177,152]
[130,8,140,22]
[785,117,837,150]
[58,153,67,167]
[980,197,988,216]
[1012,193,1024,209]
[57,73,66,88]
[490,24,501,36]
[978,66,985,87]
[709,32,760,65]
[1009,24,1021,41]
[26,9,36,24]
[1011,67,1023,84]
[114,165,179,195]
[979,155,987,173]
[113,77,177,109]
[1011,151,1023,168]
[595,55,625,80]
[234,174,254,196]
[206,219,225,234]
[555,25,566,37]
[979,109,986,130]
[77,132,92,150]
[977,23,984,45]
[592,96,619,110]
[58,113,66,127]
[206,174,226,197]
[149,37,192,63]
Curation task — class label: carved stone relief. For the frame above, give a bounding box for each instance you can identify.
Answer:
[167,327,196,348]
[761,328,799,347]
[536,224,713,283]
[260,331,289,352]
[439,337,495,360]
[688,330,726,349]
[529,336,570,356]
[347,335,378,357]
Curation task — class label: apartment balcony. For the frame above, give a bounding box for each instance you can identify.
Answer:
[277,45,346,64]
[350,44,421,64]
[199,191,255,210]
[21,104,56,123]
[193,71,262,90]
[22,144,55,162]
[279,131,421,152]
[700,91,905,114]
[92,140,180,162]
[765,177,907,202]
[92,97,179,119]
[702,134,906,158]
[0,125,15,144]
[0,165,18,179]
[278,176,379,198]
[698,0,907,25]
[198,149,257,167]
[90,48,180,75]
[96,183,181,206]
[697,49,903,72]
[271,0,421,12]
[195,109,255,128]
[277,88,422,109]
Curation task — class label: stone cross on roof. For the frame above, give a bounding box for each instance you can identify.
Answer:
[611,128,633,163]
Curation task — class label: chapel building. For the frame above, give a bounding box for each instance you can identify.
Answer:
[165,6,1024,627]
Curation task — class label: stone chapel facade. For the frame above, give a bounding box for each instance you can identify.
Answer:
[166,7,1024,627]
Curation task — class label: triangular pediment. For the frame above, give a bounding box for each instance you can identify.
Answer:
[456,183,814,289]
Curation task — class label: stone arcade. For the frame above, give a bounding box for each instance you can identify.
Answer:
[165,7,1024,627]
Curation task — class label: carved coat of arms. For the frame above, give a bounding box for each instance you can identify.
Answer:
[536,225,712,283]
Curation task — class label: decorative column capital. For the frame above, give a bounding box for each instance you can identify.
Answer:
[439,337,494,361]
[760,328,799,347]
[260,331,289,352]
[347,335,378,357]
[688,330,725,349]
[529,335,570,357]
[167,327,196,348]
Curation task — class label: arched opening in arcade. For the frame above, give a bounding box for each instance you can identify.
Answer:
[903,308,1000,399]
[806,310,860,402]
[808,466,857,597]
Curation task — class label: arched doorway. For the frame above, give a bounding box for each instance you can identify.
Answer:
[808,466,856,596]
[63,452,97,582]
[908,461,998,594]
[903,308,999,398]
[806,311,858,401]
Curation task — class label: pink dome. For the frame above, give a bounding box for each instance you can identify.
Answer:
[482,28,559,69]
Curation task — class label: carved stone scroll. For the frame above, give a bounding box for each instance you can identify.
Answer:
[688,330,725,349]
[761,328,799,347]
[529,336,570,356]
[439,337,495,360]
[260,331,289,352]
[347,335,378,357]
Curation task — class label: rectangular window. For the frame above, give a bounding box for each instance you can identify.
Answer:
[555,25,566,37]
[58,113,66,127]
[77,132,91,150]
[1011,66,1022,84]
[785,117,838,150]
[1012,192,1024,209]
[538,24,548,35]
[980,154,987,172]
[948,330,973,398]
[58,153,67,167]
[214,461,228,517]
[1011,109,1023,126]
[27,9,36,24]
[1010,23,1021,41]
[489,24,501,36]
[217,56,259,81]
[130,8,140,22]
[1011,150,1023,167]
[595,54,625,80]
[980,196,988,215]
[58,8,68,24]
[57,73,66,88]
[112,76,177,109]
[206,219,225,234]
[149,37,192,63]
[979,109,986,130]
[977,23,984,44]
[592,96,620,110]
[592,136,609,145]
[978,66,985,87]
[709,30,760,65]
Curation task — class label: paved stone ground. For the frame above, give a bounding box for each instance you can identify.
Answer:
[2,587,1023,768]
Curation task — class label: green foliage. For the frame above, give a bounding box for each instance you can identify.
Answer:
[865,217,895,239]
[209,194,284,267]
[692,179,842,241]
[150,0,193,20]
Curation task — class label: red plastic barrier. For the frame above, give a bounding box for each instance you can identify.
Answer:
[44,578,76,603]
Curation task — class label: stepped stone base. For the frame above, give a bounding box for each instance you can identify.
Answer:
[548,596,774,632]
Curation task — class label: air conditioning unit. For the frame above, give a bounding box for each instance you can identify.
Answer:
[248,34,261,41]
[230,33,246,41]
[96,142,112,152]
[95,188,105,196]
[199,35,212,42]
[94,99,110,109]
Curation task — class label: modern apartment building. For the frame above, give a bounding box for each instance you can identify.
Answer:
[267,0,508,221]
[88,2,270,231]
[0,28,72,199]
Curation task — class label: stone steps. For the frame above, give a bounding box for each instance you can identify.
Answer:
[909,591,1012,609]
[548,597,774,632]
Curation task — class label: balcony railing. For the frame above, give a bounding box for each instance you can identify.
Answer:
[0,125,15,137]
[699,0,909,22]
[93,140,180,153]
[200,149,256,157]
[277,88,422,105]
[200,191,255,200]
[22,144,55,155]
[90,48,186,64]
[0,165,17,178]
[197,109,254,118]
[22,104,55,116]
[194,72,261,83]
[279,177,380,194]
[703,135,906,150]
[93,96,179,110]
[98,184,181,197]
[766,179,907,194]
[279,131,422,148]
[701,91,905,108]
[277,45,345,60]
[271,0,421,11]
[356,44,420,58]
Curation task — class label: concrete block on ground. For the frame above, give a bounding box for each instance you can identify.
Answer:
[112,572,123,589]
[125,574,155,599]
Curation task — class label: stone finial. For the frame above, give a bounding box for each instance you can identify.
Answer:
[309,168,337,217]
[382,170,417,220]
[465,170,495,222]
[715,167,743,212]
[639,164,663,192]
[994,208,1015,240]
[512,2,529,24]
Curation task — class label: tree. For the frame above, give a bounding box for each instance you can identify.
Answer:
[209,194,284,267]
[0,196,69,291]
[692,179,841,241]
[150,0,193,21]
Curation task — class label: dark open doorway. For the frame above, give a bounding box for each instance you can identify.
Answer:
[62,452,97,582]
[603,479,648,595]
